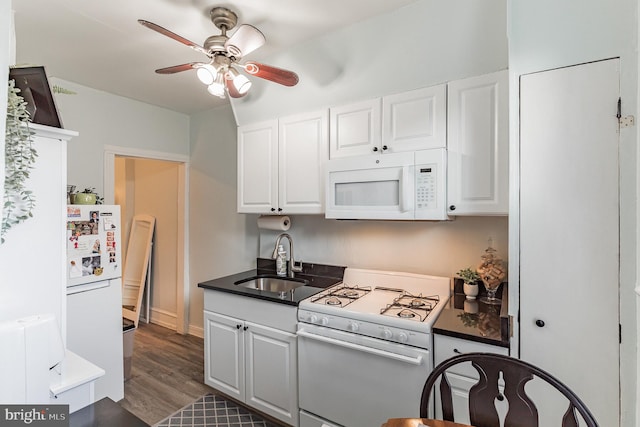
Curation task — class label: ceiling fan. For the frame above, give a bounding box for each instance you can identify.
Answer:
[138,6,299,99]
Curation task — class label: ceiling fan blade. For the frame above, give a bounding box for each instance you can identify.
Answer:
[138,19,209,56]
[155,63,203,74]
[244,62,299,87]
[225,24,265,59]
[226,78,247,99]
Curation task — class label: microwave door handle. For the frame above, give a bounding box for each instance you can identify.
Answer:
[401,166,414,213]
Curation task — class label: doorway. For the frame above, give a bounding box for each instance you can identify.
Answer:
[104,147,189,334]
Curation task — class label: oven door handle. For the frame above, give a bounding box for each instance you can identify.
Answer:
[297,329,424,366]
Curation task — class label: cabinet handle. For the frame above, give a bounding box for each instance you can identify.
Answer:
[372,147,379,152]
[236,324,242,329]
[453,348,462,354]
[449,205,456,211]
[535,319,545,328]
[243,326,249,331]
[270,208,276,212]
[277,208,282,212]
[382,145,388,151]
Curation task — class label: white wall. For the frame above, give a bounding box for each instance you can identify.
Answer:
[508,0,638,425]
[49,78,190,198]
[188,104,258,336]
[231,0,508,126]
[258,216,508,278]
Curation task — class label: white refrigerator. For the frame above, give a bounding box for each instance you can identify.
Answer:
[65,205,125,402]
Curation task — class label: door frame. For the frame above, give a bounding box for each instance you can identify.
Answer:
[104,145,190,334]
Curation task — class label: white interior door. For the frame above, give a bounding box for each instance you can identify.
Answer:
[519,59,620,425]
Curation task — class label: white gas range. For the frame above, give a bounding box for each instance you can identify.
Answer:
[296,268,451,427]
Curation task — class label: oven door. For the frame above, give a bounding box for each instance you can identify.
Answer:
[297,324,432,427]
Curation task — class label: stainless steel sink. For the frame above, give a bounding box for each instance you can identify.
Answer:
[234,275,308,297]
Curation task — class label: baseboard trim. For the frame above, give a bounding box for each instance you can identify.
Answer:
[188,325,204,339]
[149,307,177,330]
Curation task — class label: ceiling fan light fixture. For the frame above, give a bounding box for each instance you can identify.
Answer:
[233,73,252,94]
[227,68,252,95]
[196,64,217,85]
[139,7,299,101]
[207,73,226,98]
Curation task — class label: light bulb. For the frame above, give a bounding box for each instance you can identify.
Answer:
[196,65,216,85]
[232,73,252,94]
[207,73,226,98]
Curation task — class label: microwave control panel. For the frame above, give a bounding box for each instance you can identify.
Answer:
[416,164,437,210]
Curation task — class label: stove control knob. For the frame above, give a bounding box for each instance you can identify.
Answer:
[309,314,318,324]
[382,328,393,339]
[397,332,408,343]
[348,322,359,332]
[320,317,329,326]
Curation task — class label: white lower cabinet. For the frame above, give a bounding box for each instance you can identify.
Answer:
[432,335,509,425]
[204,292,299,426]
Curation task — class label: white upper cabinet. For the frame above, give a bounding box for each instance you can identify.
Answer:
[237,120,278,214]
[329,85,446,159]
[382,85,447,151]
[446,70,509,215]
[237,110,328,215]
[329,98,381,158]
[278,110,328,214]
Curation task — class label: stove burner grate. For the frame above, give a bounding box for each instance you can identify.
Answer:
[310,284,372,308]
[380,291,440,322]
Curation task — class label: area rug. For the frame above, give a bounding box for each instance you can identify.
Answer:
[154,394,278,427]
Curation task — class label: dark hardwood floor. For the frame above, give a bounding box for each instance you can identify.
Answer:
[118,322,216,425]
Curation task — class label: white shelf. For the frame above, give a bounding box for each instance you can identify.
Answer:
[49,350,104,396]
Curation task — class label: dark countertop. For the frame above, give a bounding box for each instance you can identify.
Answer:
[197,258,345,306]
[433,280,510,348]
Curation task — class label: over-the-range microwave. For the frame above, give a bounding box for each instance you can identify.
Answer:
[325,149,448,220]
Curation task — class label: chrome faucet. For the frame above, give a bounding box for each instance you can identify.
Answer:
[271,233,303,278]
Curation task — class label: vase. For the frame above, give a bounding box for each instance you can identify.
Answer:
[463,282,479,299]
[74,193,97,205]
[477,245,506,305]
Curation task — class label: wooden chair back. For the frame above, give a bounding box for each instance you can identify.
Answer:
[420,352,598,427]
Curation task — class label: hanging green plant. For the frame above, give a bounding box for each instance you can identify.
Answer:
[2,79,38,244]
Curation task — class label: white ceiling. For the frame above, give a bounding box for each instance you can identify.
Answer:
[12,0,419,115]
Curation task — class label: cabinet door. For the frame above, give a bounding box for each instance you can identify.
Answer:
[245,322,298,427]
[279,110,328,214]
[519,59,619,426]
[447,70,508,215]
[237,120,278,213]
[204,311,244,401]
[0,127,70,331]
[329,98,382,158]
[382,85,447,152]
